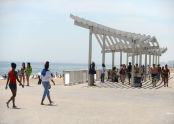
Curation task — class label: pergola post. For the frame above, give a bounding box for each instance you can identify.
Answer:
[131,40,135,87]
[136,55,138,64]
[153,55,155,64]
[145,53,147,81]
[112,52,115,68]
[155,55,157,65]
[88,28,92,69]
[149,54,151,67]
[158,56,160,64]
[120,51,122,65]
[102,34,106,64]
[126,53,128,66]
[139,53,142,66]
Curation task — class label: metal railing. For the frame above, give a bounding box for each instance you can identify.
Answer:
[63,69,109,85]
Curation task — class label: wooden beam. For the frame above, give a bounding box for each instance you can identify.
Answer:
[102,34,106,64]
[94,33,103,48]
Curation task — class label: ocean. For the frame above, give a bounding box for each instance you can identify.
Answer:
[0,61,113,77]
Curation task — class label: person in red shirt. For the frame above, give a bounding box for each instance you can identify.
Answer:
[5,63,24,108]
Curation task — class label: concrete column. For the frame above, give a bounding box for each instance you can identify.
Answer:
[88,28,92,69]
[136,55,138,64]
[139,53,142,66]
[158,56,160,64]
[153,55,155,64]
[131,40,135,87]
[112,52,115,68]
[149,54,151,67]
[120,51,122,65]
[126,53,128,66]
[155,55,157,65]
[102,34,106,64]
[145,54,147,81]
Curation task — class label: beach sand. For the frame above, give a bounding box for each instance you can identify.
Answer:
[0,74,174,124]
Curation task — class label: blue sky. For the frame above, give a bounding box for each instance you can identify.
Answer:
[0,0,174,65]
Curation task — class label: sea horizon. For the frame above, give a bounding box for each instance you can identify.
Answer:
[0,61,113,77]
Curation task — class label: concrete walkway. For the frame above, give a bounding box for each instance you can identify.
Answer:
[0,75,174,124]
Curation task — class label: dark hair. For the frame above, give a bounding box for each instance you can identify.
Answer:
[162,66,164,70]
[91,62,95,68]
[27,62,31,67]
[45,61,49,69]
[22,62,25,68]
[11,63,16,69]
[129,62,131,65]
[102,63,105,67]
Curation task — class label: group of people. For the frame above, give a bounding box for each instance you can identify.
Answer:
[151,64,170,87]
[89,62,171,87]
[5,61,55,108]
[18,62,32,86]
[5,61,171,108]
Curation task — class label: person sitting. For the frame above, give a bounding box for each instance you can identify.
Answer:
[112,67,118,82]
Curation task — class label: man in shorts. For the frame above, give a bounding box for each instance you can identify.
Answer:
[151,64,158,87]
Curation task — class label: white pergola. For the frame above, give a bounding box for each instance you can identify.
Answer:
[70,14,167,86]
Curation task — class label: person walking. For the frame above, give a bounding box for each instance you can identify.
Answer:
[5,63,24,108]
[20,62,25,86]
[25,62,32,86]
[41,61,55,105]
[101,64,106,83]
[151,64,158,87]
[163,64,170,87]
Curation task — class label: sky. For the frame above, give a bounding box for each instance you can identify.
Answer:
[0,0,174,65]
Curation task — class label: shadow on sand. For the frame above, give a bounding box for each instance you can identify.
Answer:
[12,107,22,109]
[45,104,57,107]
[84,76,173,89]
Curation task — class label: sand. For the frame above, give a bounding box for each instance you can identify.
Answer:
[0,74,174,124]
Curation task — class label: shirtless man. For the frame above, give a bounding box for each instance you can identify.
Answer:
[151,64,158,87]
[135,64,139,74]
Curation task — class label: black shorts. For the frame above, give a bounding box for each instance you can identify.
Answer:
[9,83,17,90]
[151,74,157,78]
[128,73,131,78]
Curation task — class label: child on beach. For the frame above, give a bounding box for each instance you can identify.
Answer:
[5,63,24,108]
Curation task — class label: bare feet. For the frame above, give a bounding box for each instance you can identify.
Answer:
[6,102,9,108]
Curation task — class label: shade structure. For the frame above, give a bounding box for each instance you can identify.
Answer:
[70,14,167,86]
[70,14,167,55]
